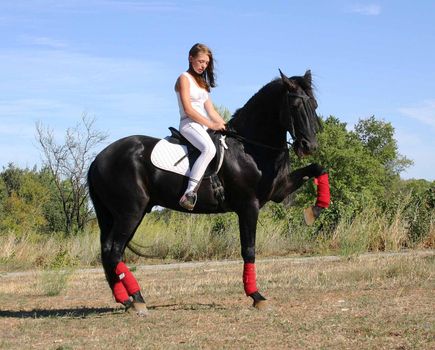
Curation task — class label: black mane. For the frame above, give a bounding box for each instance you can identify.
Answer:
[228,79,284,134]
[290,74,316,100]
[229,74,317,128]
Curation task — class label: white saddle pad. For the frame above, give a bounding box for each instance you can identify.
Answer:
[151,138,191,176]
[151,136,227,177]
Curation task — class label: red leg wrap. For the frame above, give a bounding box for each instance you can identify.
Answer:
[314,173,330,208]
[243,263,258,296]
[115,262,140,296]
[113,280,129,303]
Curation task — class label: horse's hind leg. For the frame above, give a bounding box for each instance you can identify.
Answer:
[101,211,148,316]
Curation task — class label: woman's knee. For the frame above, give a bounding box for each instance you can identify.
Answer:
[203,142,216,161]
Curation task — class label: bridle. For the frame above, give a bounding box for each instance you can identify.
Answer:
[284,90,312,141]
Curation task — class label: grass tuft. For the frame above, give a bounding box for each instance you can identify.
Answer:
[37,268,73,297]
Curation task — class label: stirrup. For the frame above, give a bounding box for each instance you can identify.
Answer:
[179,192,197,211]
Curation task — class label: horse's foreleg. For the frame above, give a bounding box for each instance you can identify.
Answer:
[237,202,268,310]
[286,163,326,194]
[284,163,330,225]
[101,215,148,316]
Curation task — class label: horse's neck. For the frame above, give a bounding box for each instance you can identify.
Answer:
[229,81,295,201]
[231,94,287,149]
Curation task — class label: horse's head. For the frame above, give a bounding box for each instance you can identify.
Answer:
[279,69,321,157]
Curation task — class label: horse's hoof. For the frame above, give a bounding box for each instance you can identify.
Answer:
[304,206,324,226]
[253,299,269,311]
[303,206,316,225]
[132,302,149,316]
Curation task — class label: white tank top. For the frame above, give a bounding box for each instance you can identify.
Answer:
[176,72,209,122]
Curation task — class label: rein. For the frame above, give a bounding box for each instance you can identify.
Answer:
[222,129,291,152]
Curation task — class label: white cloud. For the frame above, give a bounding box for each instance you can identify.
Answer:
[0,48,167,98]
[398,100,435,129]
[0,121,35,138]
[0,0,180,14]
[99,0,180,12]
[20,35,68,49]
[349,4,382,16]
[0,98,83,124]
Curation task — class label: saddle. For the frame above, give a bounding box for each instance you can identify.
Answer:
[150,127,228,203]
[165,127,226,178]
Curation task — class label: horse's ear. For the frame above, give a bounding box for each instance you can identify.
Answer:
[304,70,312,87]
[279,69,297,91]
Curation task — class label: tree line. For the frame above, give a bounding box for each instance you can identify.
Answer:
[0,114,433,242]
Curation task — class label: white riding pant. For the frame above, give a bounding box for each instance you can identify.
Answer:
[179,119,216,193]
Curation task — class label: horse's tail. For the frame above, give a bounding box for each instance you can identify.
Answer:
[87,160,96,207]
[87,160,113,237]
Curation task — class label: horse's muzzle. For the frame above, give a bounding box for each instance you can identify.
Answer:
[294,139,318,157]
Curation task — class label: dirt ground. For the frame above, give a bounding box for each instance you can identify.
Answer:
[1,251,434,349]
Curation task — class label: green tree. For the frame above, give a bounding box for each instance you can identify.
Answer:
[0,176,7,218]
[0,174,7,199]
[354,116,412,179]
[0,165,49,233]
[1,163,24,196]
[38,167,66,232]
[0,164,67,234]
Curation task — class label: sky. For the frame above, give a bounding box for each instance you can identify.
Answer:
[1,0,434,180]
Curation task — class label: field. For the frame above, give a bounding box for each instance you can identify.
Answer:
[1,250,434,349]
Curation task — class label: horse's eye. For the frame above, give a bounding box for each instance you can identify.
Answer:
[294,99,304,108]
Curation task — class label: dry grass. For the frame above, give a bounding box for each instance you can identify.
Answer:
[1,200,433,271]
[326,205,413,256]
[0,230,100,271]
[1,251,433,349]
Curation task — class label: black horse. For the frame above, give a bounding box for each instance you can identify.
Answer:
[88,70,324,315]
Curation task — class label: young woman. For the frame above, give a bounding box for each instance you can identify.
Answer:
[175,43,226,210]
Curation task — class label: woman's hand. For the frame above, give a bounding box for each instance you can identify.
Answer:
[209,120,226,131]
